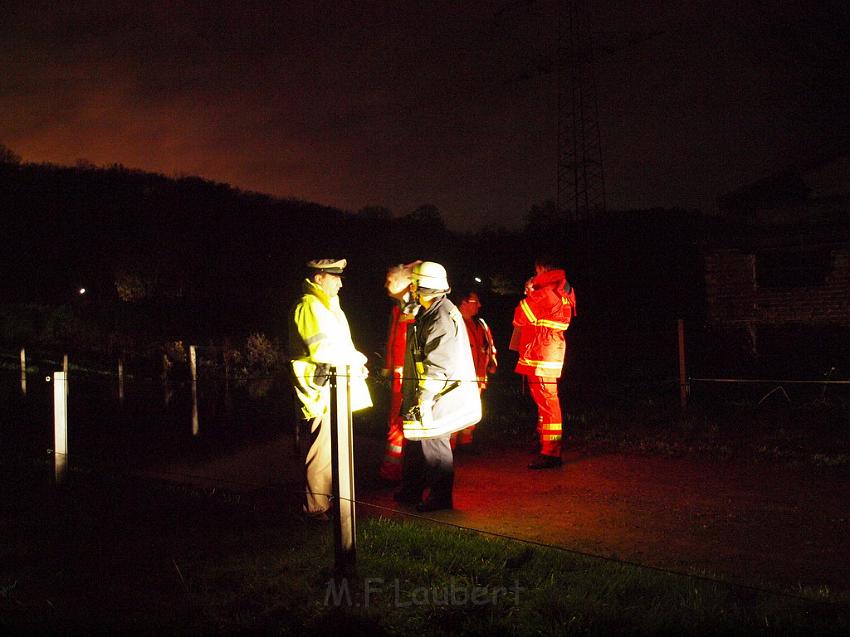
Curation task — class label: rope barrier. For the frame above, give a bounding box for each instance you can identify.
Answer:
[7,352,849,604]
[13,350,848,390]
[350,498,845,608]
[6,450,842,607]
[8,452,844,609]
[690,377,850,385]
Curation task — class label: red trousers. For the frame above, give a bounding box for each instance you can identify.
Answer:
[528,377,562,457]
[379,369,405,481]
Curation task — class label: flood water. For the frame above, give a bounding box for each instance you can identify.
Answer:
[1,368,300,477]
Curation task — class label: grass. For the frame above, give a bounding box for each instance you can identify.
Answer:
[2,462,848,635]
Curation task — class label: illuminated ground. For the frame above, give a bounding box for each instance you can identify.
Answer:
[144,433,850,596]
[365,445,850,596]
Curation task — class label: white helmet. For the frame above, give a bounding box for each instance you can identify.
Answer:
[411,261,450,292]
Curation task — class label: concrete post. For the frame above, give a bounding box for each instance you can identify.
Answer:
[53,371,69,483]
[330,365,356,575]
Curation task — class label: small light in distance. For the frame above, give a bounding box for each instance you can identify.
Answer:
[474,277,482,283]
[79,288,86,295]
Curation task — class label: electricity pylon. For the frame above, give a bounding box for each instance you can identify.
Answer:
[557,0,606,223]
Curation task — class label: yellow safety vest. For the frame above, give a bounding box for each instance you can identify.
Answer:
[290,279,372,419]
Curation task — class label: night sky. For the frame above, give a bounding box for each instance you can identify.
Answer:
[2,0,848,230]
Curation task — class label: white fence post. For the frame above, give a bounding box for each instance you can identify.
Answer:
[53,371,69,484]
[62,354,70,397]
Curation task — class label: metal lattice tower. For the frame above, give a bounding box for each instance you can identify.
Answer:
[557,0,606,223]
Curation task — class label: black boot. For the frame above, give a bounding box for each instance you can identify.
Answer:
[528,454,562,470]
[393,489,420,505]
[415,498,453,512]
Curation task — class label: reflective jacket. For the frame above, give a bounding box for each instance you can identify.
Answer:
[385,303,415,376]
[402,295,481,440]
[289,279,372,419]
[463,316,497,387]
[513,269,576,378]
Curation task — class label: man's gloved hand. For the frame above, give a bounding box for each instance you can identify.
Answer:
[418,398,434,429]
[402,398,434,431]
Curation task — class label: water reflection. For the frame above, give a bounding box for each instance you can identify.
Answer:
[2,368,297,477]
[20,347,27,396]
[118,359,125,405]
[191,379,199,436]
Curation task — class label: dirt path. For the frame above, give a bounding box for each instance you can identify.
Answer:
[357,442,850,595]
[145,434,850,595]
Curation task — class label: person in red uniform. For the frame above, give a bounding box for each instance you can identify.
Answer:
[378,261,420,482]
[454,291,497,447]
[512,257,576,470]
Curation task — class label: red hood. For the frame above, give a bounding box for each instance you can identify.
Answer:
[531,268,567,292]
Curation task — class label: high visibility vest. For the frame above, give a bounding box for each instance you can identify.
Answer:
[513,269,576,378]
[289,279,372,419]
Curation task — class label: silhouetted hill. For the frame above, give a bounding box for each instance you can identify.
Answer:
[0,161,473,353]
[0,159,708,384]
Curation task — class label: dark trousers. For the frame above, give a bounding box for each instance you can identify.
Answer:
[400,436,454,506]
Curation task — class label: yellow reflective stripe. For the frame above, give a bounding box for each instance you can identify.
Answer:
[518,358,563,369]
[414,361,445,393]
[520,299,537,322]
[420,377,446,394]
[536,320,569,330]
[541,434,562,441]
[303,332,327,346]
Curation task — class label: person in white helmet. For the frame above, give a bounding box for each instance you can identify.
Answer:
[393,261,481,512]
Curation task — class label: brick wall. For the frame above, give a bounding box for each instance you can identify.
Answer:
[705,248,850,327]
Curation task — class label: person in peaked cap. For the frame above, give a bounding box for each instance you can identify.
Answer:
[289,257,371,520]
[306,258,347,275]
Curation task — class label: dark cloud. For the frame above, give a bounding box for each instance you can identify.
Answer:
[2,1,848,230]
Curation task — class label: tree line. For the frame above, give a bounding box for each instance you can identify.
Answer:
[0,146,707,383]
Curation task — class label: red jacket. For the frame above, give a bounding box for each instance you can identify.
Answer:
[385,303,415,373]
[463,315,497,384]
[512,269,576,378]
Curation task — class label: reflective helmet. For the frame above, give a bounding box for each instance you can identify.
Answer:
[411,261,450,292]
